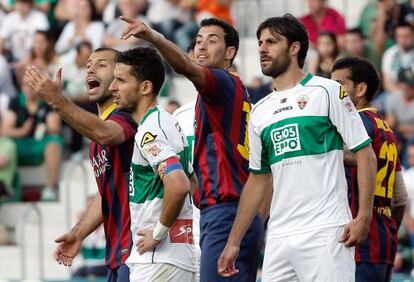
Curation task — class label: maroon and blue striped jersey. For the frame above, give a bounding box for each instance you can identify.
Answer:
[346,108,401,265]
[89,107,137,269]
[193,67,251,209]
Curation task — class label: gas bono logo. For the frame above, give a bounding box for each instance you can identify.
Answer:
[271,124,301,156]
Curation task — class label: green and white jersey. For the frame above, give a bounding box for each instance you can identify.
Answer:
[126,106,196,272]
[249,74,371,238]
[173,101,201,250]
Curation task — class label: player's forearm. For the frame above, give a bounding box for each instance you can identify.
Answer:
[150,33,192,75]
[355,145,377,217]
[159,171,191,227]
[228,173,272,246]
[71,193,103,240]
[50,96,122,145]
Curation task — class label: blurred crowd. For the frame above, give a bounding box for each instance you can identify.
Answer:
[0,0,413,276]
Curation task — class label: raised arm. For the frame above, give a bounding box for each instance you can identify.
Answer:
[120,16,206,89]
[24,66,126,145]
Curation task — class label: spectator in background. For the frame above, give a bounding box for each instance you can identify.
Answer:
[196,0,234,25]
[401,0,414,28]
[362,0,411,53]
[0,114,17,201]
[146,0,191,43]
[386,67,414,167]
[308,31,340,78]
[6,0,54,15]
[15,30,59,84]
[0,53,17,112]
[246,76,272,105]
[164,99,181,114]
[0,0,49,62]
[104,0,149,51]
[299,0,346,48]
[1,83,63,201]
[55,0,104,56]
[382,23,414,94]
[343,28,382,72]
[61,41,97,156]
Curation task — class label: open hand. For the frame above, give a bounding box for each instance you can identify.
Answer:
[54,232,82,267]
[24,66,62,103]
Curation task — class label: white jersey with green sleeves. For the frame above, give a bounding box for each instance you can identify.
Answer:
[249,73,371,238]
[173,101,201,256]
[126,106,196,272]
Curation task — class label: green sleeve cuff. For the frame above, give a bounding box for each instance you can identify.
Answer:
[249,167,271,174]
[350,138,372,153]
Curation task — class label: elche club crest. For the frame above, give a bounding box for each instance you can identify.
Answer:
[297,95,309,110]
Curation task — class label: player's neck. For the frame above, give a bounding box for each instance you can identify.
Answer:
[355,101,371,111]
[133,98,158,124]
[272,67,305,92]
[97,98,116,116]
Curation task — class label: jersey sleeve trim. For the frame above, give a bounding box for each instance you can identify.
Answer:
[350,138,372,153]
[249,167,271,174]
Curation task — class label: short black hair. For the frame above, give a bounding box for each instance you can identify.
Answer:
[187,37,196,53]
[256,14,309,68]
[332,57,380,102]
[94,47,120,61]
[200,18,239,65]
[346,28,364,39]
[117,47,165,95]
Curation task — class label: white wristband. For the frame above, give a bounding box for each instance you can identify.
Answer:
[153,221,170,241]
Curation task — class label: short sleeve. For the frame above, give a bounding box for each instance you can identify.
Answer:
[359,112,376,140]
[327,82,371,153]
[196,67,236,104]
[109,110,137,141]
[248,118,271,174]
[136,122,178,171]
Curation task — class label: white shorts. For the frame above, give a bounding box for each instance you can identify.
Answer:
[129,263,196,282]
[262,226,355,282]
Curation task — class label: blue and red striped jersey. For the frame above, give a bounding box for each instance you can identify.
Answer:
[193,67,251,209]
[346,108,401,265]
[89,107,137,269]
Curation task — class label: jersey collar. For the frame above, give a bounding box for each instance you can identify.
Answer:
[99,103,117,120]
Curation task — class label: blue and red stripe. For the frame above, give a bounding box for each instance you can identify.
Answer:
[193,67,250,209]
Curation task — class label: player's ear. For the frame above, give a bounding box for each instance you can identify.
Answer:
[225,46,236,62]
[140,80,153,97]
[356,82,367,98]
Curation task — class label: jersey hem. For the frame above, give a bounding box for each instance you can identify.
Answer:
[266,221,348,239]
[126,258,197,272]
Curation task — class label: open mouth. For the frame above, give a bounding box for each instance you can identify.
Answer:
[87,78,101,90]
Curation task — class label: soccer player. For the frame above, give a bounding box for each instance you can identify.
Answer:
[120,16,264,282]
[331,57,408,282]
[109,47,196,281]
[24,48,136,281]
[218,15,377,281]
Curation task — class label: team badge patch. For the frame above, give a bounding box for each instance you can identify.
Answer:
[297,95,308,110]
[339,86,349,100]
[143,141,162,157]
[140,132,157,147]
